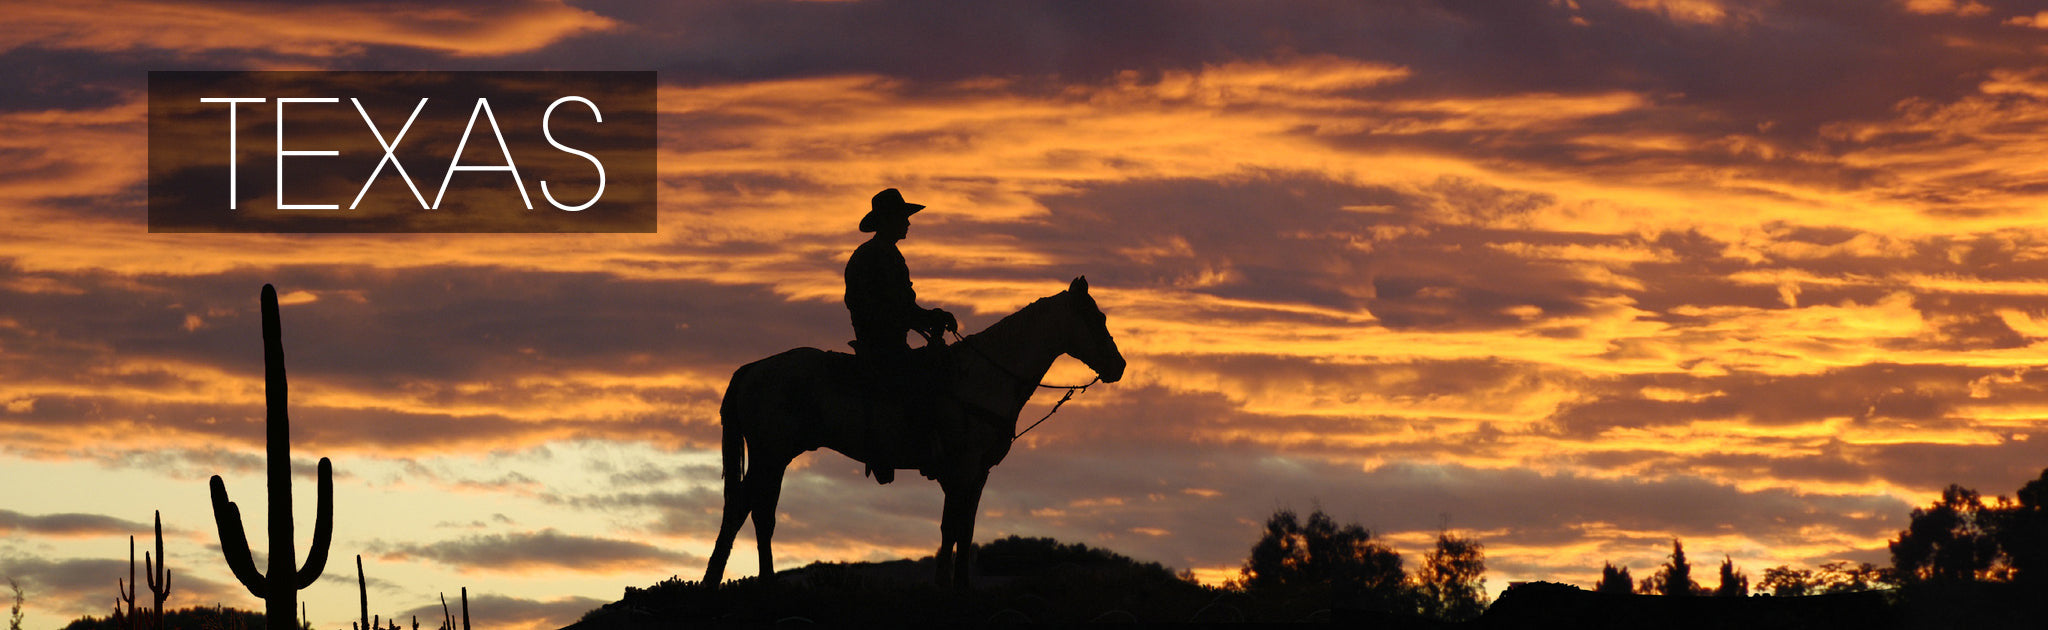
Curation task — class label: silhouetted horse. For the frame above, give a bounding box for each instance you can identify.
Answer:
[701,277,1126,588]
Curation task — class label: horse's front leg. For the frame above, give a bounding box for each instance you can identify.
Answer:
[934,475,958,586]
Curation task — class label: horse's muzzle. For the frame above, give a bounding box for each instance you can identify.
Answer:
[1101,358,1126,383]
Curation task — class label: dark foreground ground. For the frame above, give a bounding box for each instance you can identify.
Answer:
[563,538,2046,628]
[566,537,1252,626]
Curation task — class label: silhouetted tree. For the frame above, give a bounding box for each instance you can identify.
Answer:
[1890,484,2001,584]
[1994,468,2048,590]
[1715,556,1748,597]
[1239,508,1407,609]
[1416,532,1487,621]
[1815,561,1888,593]
[1653,539,1698,596]
[1596,563,1634,595]
[9,579,22,630]
[1756,561,1886,596]
[1758,565,1814,597]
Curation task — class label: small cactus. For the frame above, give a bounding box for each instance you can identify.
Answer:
[208,284,336,630]
[435,590,471,630]
[146,511,171,630]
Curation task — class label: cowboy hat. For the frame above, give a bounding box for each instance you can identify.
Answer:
[860,188,925,232]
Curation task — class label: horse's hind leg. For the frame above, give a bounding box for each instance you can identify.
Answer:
[933,471,988,588]
[748,455,793,581]
[701,477,749,585]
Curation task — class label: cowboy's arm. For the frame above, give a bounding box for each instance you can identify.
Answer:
[857,242,952,335]
[893,265,953,334]
[900,285,954,335]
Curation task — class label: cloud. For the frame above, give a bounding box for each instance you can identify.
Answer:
[981,441,1908,586]
[0,262,846,456]
[370,529,697,574]
[0,510,148,538]
[2,1,615,59]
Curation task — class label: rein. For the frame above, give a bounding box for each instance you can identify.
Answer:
[950,331,1100,439]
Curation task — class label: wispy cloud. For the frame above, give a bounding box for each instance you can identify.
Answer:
[0,510,148,538]
[370,529,698,574]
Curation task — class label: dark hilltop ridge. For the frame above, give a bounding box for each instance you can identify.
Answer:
[560,536,2042,628]
[567,536,1233,626]
[1482,580,2048,630]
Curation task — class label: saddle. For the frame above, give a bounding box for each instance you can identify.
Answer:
[841,341,956,484]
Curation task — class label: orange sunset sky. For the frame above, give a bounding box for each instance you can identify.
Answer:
[10,1,2048,628]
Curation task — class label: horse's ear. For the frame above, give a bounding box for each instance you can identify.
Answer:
[1070,276,1089,295]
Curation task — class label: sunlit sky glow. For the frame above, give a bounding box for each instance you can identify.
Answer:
[8,1,2048,628]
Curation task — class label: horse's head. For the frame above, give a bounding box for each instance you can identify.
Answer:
[1061,276,1126,383]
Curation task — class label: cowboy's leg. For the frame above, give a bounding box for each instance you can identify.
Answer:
[855,337,911,484]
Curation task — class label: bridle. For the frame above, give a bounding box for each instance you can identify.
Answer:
[948,330,1101,439]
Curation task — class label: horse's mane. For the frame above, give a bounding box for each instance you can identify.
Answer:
[961,290,1068,346]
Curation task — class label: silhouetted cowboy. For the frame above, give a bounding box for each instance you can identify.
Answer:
[846,188,955,484]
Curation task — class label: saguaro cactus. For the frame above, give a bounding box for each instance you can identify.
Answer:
[357,555,370,630]
[209,284,336,630]
[146,510,170,630]
[117,536,135,629]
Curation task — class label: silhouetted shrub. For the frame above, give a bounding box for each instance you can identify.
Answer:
[1890,484,2000,584]
[1641,539,1702,596]
[1715,556,1748,598]
[1417,532,1487,620]
[1597,563,1634,595]
[62,607,264,630]
[1238,508,1408,612]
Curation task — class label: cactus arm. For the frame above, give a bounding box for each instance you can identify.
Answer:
[209,475,268,598]
[296,457,335,589]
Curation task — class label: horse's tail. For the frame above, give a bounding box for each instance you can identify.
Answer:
[720,364,753,482]
[717,362,754,492]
